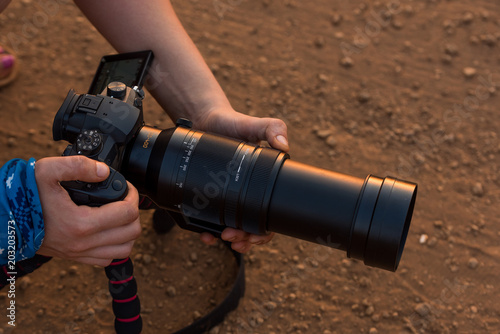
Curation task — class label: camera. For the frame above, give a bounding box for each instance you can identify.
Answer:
[53,50,417,272]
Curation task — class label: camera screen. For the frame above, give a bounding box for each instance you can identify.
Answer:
[88,50,154,95]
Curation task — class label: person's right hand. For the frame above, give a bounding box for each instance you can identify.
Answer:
[35,156,141,267]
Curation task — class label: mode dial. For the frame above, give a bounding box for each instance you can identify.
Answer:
[76,130,102,155]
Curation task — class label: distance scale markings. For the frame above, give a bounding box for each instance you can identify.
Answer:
[172,132,202,210]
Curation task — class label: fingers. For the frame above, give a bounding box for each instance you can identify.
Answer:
[236,114,289,152]
[86,182,140,234]
[261,117,289,152]
[220,228,274,253]
[36,156,110,185]
[200,232,218,245]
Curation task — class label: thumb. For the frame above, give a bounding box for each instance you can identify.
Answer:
[36,156,110,185]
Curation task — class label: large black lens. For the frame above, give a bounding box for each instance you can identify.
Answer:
[123,124,417,271]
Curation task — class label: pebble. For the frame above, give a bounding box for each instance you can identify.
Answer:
[143,254,152,264]
[433,220,444,229]
[480,34,497,47]
[314,37,325,48]
[463,67,477,79]
[193,310,202,319]
[19,277,31,290]
[414,303,430,317]
[68,265,79,275]
[190,252,198,262]
[325,135,337,148]
[467,257,479,269]
[7,137,16,147]
[357,90,371,103]
[444,44,459,56]
[471,182,484,196]
[330,13,342,26]
[339,57,354,68]
[461,12,474,24]
[315,128,332,139]
[369,328,378,334]
[419,234,428,244]
[166,286,177,296]
[264,301,277,311]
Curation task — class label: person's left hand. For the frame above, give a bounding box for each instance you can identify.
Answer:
[192,107,289,253]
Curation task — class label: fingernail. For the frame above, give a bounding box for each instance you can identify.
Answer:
[1,55,14,69]
[276,135,288,147]
[96,162,109,178]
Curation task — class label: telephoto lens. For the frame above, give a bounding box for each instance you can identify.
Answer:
[123,120,417,272]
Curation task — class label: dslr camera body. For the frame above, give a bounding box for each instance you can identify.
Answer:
[53,51,417,272]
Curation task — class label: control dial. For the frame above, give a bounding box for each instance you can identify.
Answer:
[76,129,102,155]
[107,81,127,100]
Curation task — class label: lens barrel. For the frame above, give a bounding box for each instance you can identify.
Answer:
[123,124,417,271]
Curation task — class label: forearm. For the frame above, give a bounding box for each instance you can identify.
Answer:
[74,0,232,124]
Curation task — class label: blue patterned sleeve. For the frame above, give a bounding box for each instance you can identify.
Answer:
[0,158,45,265]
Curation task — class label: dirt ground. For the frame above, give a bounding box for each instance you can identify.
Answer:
[0,0,499,333]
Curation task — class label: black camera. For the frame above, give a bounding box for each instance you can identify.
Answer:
[53,51,417,272]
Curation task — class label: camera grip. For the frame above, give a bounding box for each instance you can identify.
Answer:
[60,167,128,206]
[62,169,141,334]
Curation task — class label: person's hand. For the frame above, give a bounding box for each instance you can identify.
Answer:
[192,107,289,253]
[35,156,141,267]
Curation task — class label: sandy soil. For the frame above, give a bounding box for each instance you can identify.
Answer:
[0,0,499,333]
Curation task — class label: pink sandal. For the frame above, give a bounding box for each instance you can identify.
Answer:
[0,46,18,88]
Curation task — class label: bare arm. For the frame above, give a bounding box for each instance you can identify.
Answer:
[73,0,289,151]
[74,0,289,252]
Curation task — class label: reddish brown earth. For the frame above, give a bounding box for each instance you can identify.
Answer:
[0,1,499,333]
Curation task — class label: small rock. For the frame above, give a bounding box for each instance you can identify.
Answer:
[471,182,484,196]
[7,137,16,147]
[433,220,444,229]
[419,234,428,244]
[193,310,202,319]
[480,34,497,47]
[316,129,332,139]
[461,12,474,24]
[330,13,342,26]
[325,135,337,148]
[369,328,378,334]
[190,252,198,262]
[470,305,478,313]
[166,286,177,297]
[414,303,430,317]
[68,265,79,275]
[444,43,459,56]
[339,57,354,68]
[463,67,477,79]
[391,18,403,30]
[264,301,277,311]
[467,258,479,269]
[209,326,220,334]
[357,90,371,103]
[143,254,152,264]
[19,277,31,290]
[365,306,375,316]
[314,36,325,48]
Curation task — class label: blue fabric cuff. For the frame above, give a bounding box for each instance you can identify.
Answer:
[0,158,45,264]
